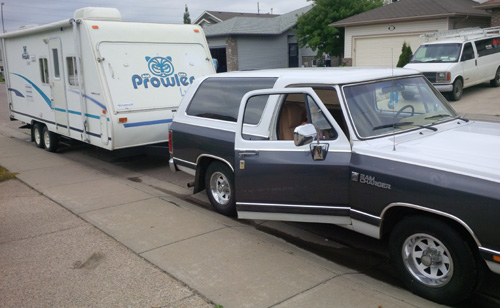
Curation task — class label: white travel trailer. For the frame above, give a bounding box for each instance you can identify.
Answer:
[1,7,215,152]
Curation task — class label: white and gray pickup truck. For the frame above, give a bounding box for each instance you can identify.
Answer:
[168,68,500,305]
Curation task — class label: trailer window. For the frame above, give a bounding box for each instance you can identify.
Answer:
[51,49,60,78]
[39,58,49,84]
[66,57,79,86]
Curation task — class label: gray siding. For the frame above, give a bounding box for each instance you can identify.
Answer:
[238,35,288,70]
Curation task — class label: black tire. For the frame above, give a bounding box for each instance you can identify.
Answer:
[389,216,480,305]
[32,123,44,148]
[490,67,500,87]
[449,79,463,101]
[205,161,236,216]
[42,126,59,152]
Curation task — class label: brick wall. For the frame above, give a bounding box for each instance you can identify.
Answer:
[492,9,500,27]
[226,36,238,72]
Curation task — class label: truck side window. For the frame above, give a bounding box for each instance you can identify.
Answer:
[187,77,277,122]
[461,43,474,61]
[277,93,336,141]
[475,37,500,57]
[39,58,49,84]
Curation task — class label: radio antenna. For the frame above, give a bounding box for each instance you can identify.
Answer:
[392,47,396,151]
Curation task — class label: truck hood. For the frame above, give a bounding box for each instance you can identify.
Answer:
[404,62,455,72]
[356,121,500,183]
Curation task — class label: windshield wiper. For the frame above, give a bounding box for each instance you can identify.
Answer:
[373,121,414,131]
[373,121,438,132]
[425,114,452,120]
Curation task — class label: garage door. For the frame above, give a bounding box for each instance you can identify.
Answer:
[354,34,425,67]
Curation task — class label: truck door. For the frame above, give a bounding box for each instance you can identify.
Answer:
[234,88,352,224]
[48,38,69,135]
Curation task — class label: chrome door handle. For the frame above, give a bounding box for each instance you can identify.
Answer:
[238,151,258,158]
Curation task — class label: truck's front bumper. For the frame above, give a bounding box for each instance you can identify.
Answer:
[480,247,500,274]
[433,83,453,92]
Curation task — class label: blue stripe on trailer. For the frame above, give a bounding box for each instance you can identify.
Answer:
[12,73,52,108]
[123,118,172,128]
[8,88,25,97]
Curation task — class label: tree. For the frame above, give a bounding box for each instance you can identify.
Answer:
[396,41,413,67]
[295,0,383,58]
[183,5,191,24]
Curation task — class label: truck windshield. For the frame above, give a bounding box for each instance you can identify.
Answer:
[343,76,458,138]
[410,43,462,63]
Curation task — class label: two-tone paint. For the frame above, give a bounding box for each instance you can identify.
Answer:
[169,68,500,275]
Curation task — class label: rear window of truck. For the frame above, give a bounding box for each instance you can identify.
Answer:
[186,77,277,122]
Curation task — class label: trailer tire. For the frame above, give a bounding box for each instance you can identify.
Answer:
[42,126,59,152]
[205,161,236,216]
[33,123,44,148]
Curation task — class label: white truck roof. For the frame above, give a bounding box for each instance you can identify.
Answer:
[206,67,421,85]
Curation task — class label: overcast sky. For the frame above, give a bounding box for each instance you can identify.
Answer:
[1,0,311,32]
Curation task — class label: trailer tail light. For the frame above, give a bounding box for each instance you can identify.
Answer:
[168,131,173,153]
[118,117,127,123]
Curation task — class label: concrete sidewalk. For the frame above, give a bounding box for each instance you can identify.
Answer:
[3,82,500,307]
[0,124,442,307]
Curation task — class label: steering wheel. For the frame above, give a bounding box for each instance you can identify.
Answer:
[394,104,415,119]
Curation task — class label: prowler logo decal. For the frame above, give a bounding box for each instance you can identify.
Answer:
[131,56,195,90]
[351,172,392,190]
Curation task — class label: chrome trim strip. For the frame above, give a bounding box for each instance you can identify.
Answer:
[235,147,351,153]
[479,247,500,256]
[238,211,351,225]
[237,202,350,210]
[350,209,381,221]
[381,202,481,247]
[196,154,234,172]
[173,157,196,167]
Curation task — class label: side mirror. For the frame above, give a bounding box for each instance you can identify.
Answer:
[294,123,317,146]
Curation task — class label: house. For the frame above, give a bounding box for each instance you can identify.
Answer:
[330,0,491,67]
[199,5,315,72]
[194,11,278,29]
[475,0,500,26]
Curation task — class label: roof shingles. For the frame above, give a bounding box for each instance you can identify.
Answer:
[330,0,490,27]
[204,5,312,37]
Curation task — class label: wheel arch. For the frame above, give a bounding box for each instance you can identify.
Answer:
[193,154,234,194]
[380,203,481,249]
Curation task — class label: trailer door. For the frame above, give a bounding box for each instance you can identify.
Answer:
[48,38,69,135]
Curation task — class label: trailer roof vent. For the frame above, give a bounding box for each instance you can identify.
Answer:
[74,7,122,22]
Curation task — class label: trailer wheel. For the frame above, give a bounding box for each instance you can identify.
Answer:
[389,216,480,305]
[42,126,59,152]
[205,161,236,216]
[32,123,44,148]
